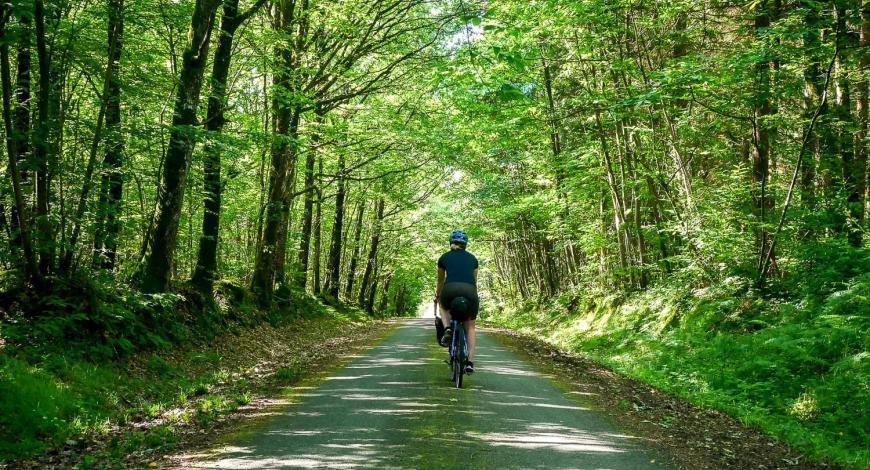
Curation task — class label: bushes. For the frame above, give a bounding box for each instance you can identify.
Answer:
[0,273,284,360]
[489,272,870,468]
[2,274,186,359]
[0,276,376,463]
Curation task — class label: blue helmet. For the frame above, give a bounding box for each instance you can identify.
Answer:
[449,230,468,246]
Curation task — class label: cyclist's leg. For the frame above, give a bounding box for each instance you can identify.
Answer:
[439,286,457,346]
[464,287,479,371]
[439,310,453,347]
[464,318,476,362]
[439,304,452,328]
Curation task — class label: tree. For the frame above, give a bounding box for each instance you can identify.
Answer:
[250,0,443,303]
[1,3,37,280]
[92,0,125,270]
[191,0,268,292]
[323,153,346,298]
[141,0,220,293]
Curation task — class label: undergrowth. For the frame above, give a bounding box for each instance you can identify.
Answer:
[488,257,870,469]
[0,275,375,463]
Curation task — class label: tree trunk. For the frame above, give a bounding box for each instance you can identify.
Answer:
[251,0,306,303]
[365,249,380,314]
[837,0,863,247]
[141,0,219,293]
[312,155,323,294]
[60,2,122,273]
[1,5,37,280]
[594,111,629,285]
[274,158,298,285]
[10,7,32,252]
[34,0,54,275]
[323,153,346,299]
[800,4,821,210]
[376,271,392,314]
[857,1,870,235]
[358,198,383,307]
[191,0,261,291]
[92,0,124,270]
[344,200,365,299]
[297,108,323,287]
[250,104,297,299]
[753,1,774,275]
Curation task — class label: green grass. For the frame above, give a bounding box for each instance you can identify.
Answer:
[488,274,870,469]
[0,348,226,461]
[274,366,303,383]
[0,356,79,457]
[0,282,376,464]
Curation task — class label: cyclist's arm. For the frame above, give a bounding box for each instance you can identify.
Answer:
[436,267,446,301]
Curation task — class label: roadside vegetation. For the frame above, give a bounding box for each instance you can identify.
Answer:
[0,278,382,465]
[1,0,869,467]
[487,263,870,469]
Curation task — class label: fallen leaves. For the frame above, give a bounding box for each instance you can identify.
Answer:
[486,327,841,470]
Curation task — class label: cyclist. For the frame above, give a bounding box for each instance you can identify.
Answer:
[435,230,479,373]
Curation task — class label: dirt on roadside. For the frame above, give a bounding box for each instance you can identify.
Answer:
[485,326,841,470]
[5,317,398,470]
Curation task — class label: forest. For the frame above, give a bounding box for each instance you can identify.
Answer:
[0,0,868,468]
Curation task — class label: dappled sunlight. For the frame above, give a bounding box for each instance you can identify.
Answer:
[569,391,600,397]
[467,425,628,453]
[372,343,423,351]
[266,430,322,436]
[360,408,429,414]
[464,423,638,456]
[264,428,382,436]
[319,443,386,449]
[476,389,554,401]
[488,401,588,411]
[324,374,378,380]
[189,454,391,469]
[214,446,254,455]
[341,393,403,401]
[346,359,430,367]
[396,401,440,407]
[321,387,389,392]
[483,365,543,377]
[453,409,497,415]
[236,411,288,419]
[179,319,660,470]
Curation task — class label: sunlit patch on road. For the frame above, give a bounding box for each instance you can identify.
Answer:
[173,318,663,469]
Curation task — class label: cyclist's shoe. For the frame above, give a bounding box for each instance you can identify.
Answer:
[439,328,452,347]
[464,361,474,374]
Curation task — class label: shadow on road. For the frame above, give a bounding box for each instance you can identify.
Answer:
[174,319,661,469]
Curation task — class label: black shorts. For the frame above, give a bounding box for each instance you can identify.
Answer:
[439,282,479,321]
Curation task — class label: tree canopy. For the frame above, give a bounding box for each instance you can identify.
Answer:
[1,0,870,466]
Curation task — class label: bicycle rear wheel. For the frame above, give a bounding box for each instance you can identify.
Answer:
[455,325,466,388]
[449,323,459,382]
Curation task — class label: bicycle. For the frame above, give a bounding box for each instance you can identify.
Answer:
[435,300,469,388]
[447,317,468,388]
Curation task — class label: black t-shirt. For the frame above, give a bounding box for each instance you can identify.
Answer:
[438,249,479,286]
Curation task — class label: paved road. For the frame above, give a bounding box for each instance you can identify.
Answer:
[180,318,665,469]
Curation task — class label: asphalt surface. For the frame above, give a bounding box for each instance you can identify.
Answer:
[180,318,666,469]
